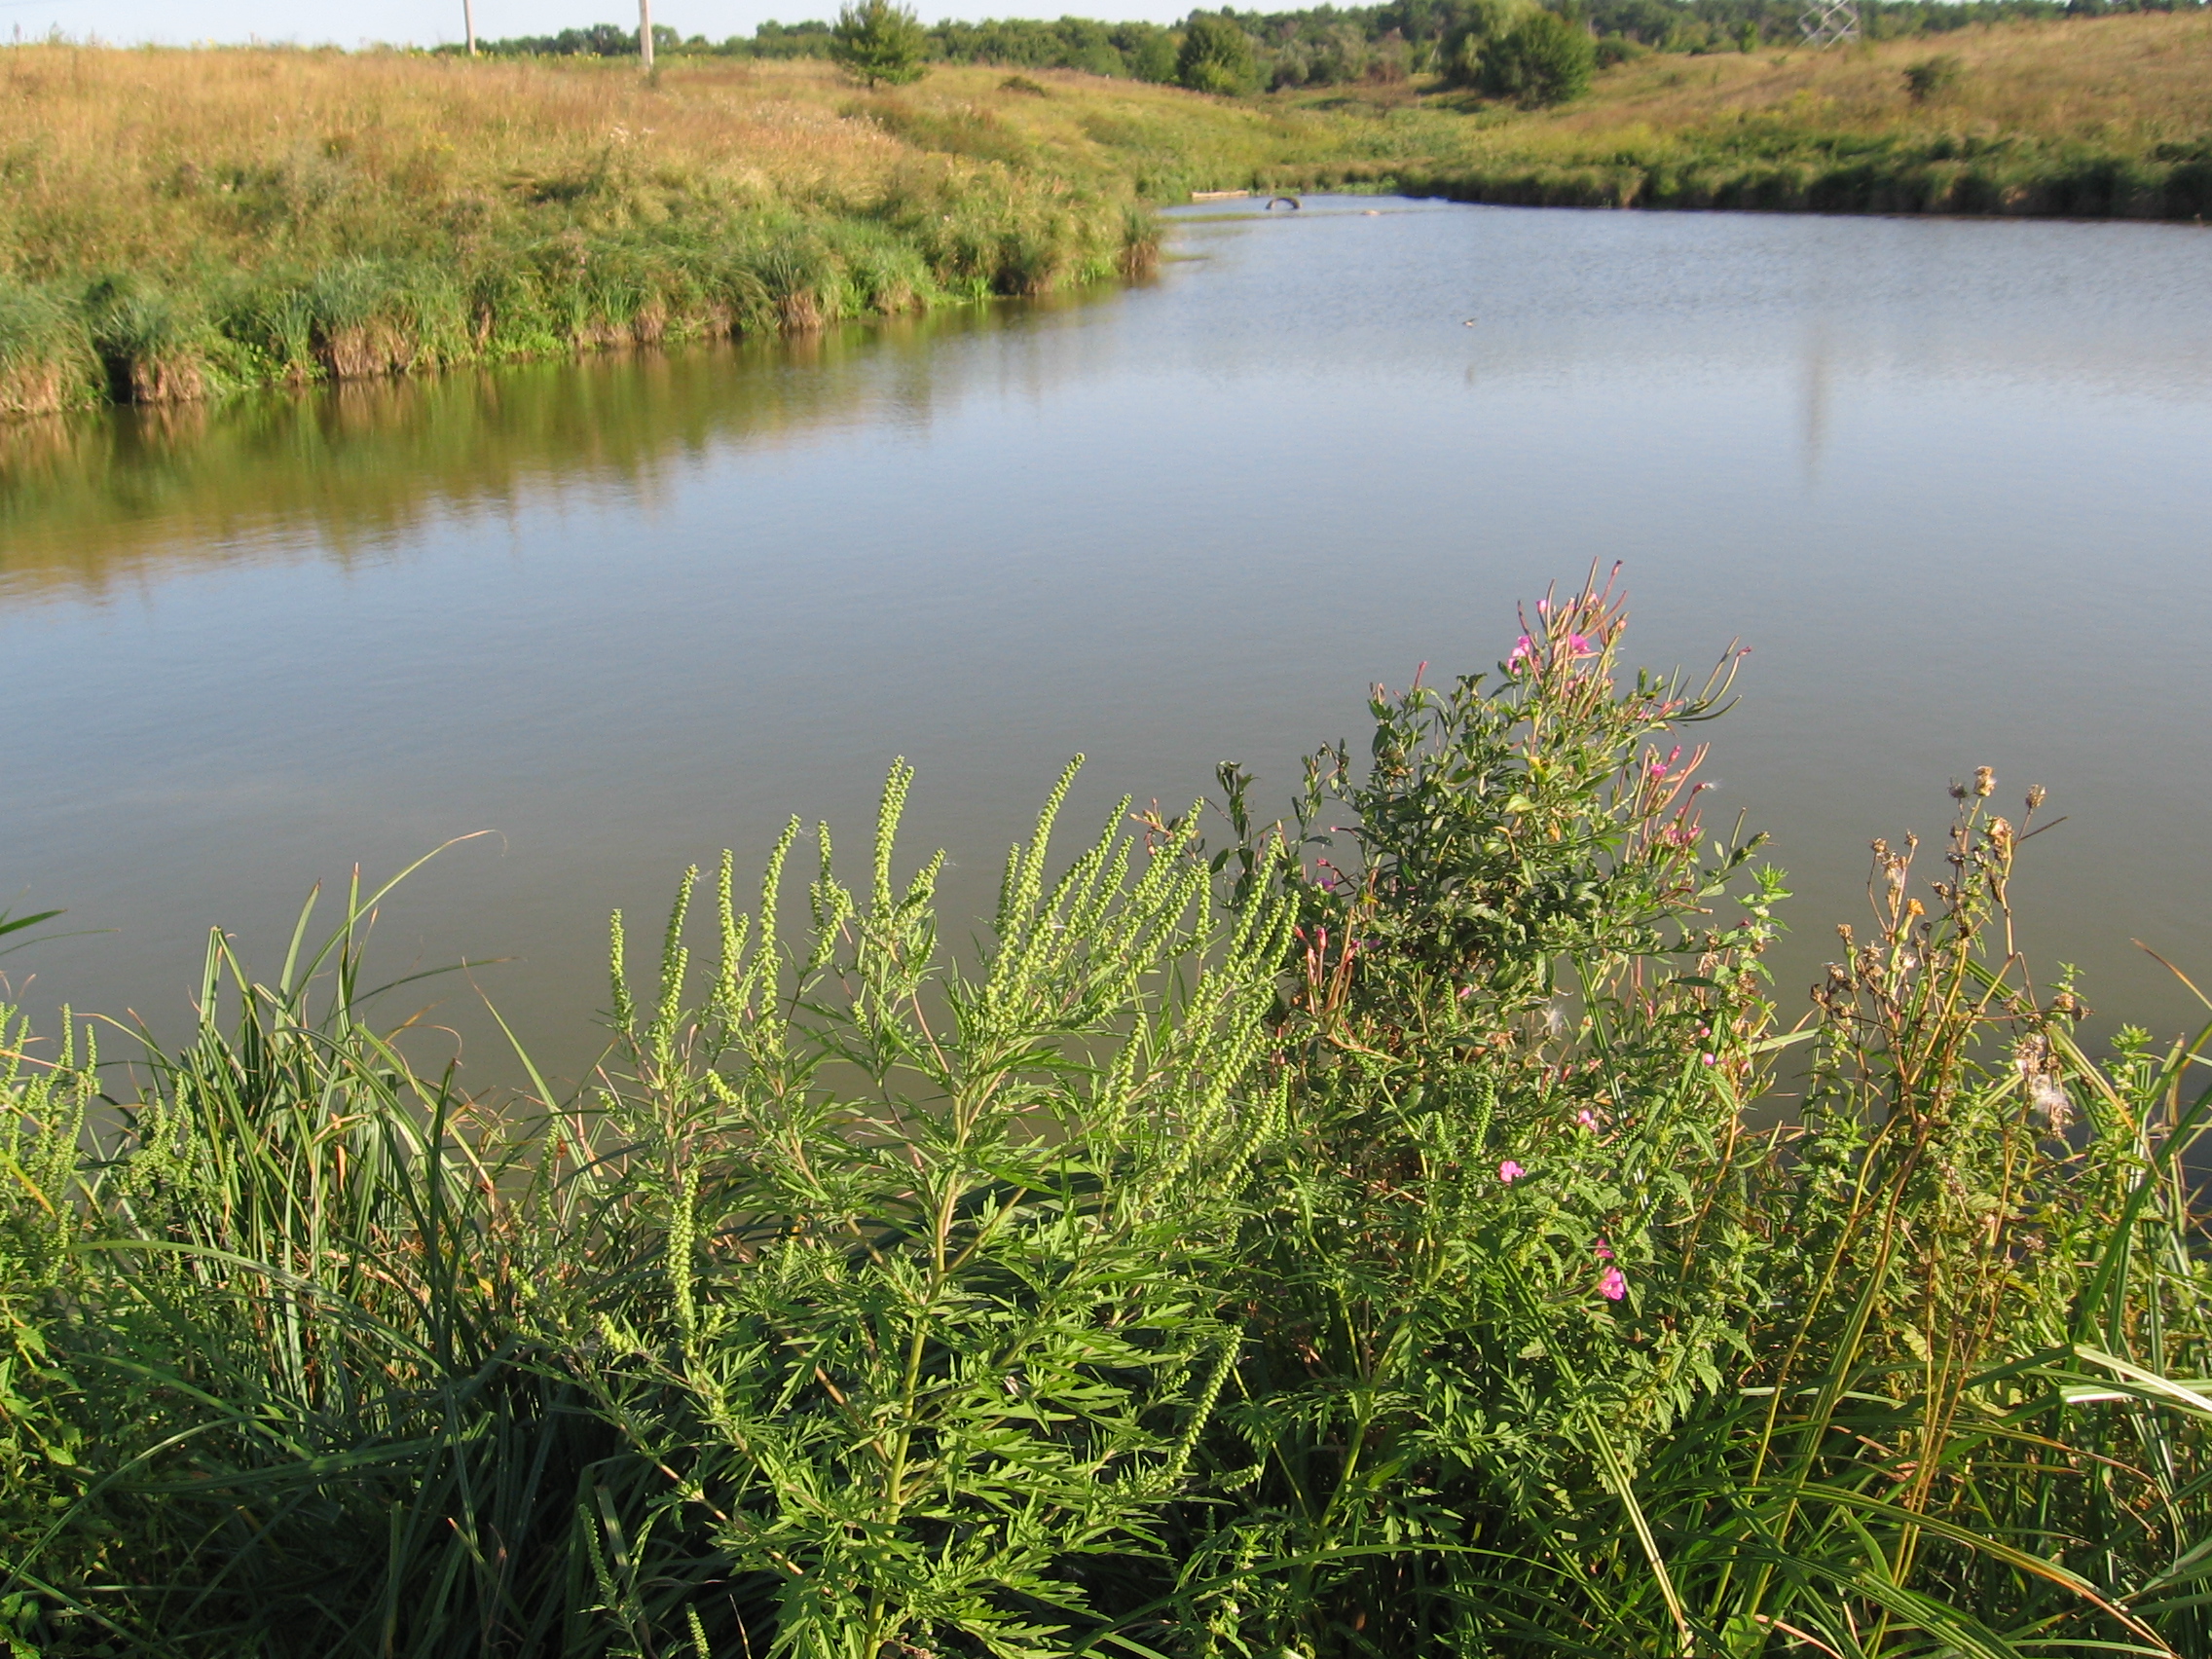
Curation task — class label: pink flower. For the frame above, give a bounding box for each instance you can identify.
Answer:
[1497,1160,1527,1185]
[1599,1267,1628,1301]
[1507,634,1535,668]
[1593,1238,1613,1260]
[1701,1053,1717,1067]
[1536,599,1550,613]
[1567,633,1595,656]
[1575,1109,1601,1130]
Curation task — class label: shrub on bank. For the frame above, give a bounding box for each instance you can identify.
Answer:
[1177,14,1262,95]
[7,577,2212,1656]
[1473,11,1599,107]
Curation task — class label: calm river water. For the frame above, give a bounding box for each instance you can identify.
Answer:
[5,199,2210,1087]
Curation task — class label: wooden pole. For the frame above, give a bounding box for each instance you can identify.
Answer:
[639,0,654,68]
[462,0,476,55]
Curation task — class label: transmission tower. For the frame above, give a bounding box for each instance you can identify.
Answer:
[1799,0,1861,48]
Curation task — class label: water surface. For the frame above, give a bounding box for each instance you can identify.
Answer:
[6,200,2210,1085]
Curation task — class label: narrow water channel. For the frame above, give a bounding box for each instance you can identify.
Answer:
[5,199,2209,1086]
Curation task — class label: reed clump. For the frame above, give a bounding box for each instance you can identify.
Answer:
[8,576,2212,1657]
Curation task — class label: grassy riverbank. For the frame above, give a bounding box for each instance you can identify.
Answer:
[0,51,1282,417]
[6,16,2208,416]
[1346,12,2212,216]
[8,582,2212,1657]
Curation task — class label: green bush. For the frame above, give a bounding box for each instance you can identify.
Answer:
[1176,14,1260,96]
[1477,10,1599,108]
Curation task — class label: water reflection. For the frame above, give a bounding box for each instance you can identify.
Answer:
[0,300,1113,601]
[3,201,2208,1088]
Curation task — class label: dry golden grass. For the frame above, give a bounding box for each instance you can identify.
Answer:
[1291,14,2212,217]
[2,52,896,279]
[1526,13,2212,154]
[0,49,1335,284]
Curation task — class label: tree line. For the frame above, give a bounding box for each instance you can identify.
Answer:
[465,0,2203,99]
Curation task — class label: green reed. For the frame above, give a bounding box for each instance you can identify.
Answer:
[6,579,2212,1657]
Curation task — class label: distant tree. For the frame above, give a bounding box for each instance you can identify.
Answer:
[1440,0,1532,86]
[1475,10,1596,105]
[830,0,928,87]
[1175,13,1259,93]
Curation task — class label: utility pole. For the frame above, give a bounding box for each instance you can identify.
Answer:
[463,0,476,55]
[1799,0,1861,48]
[639,0,654,68]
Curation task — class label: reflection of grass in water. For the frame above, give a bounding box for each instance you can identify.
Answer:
[0,300,1089,598]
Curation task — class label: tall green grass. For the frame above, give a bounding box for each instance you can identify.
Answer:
[0,191,1145,417]
[6,580,2211,1656]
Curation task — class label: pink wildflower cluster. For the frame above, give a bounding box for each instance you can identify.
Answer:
[1593,1239,1626,1300]
[1506,629,1599,671]
[1497,1160,1527,1185]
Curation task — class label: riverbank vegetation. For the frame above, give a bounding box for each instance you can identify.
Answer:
[4,9,2208,416]
[8,578,2212,1656]
[0,50,1191,417]
[1367,9,2212,214]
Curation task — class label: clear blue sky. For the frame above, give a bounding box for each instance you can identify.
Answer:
[2,0,1190,49]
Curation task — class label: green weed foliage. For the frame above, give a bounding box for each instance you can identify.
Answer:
[8,578,2212,1656]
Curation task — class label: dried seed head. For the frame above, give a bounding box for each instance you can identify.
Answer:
[2014,1034,2074,1132]
[1973,766,1996,797]
[1988,817,2013,847]
[2026,785,2048,812]
[2027,1073,2072,1133]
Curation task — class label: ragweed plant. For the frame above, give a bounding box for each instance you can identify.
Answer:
[518,758,1295,1659]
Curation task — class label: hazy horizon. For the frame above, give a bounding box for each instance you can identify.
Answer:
[0,0,1192,51]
